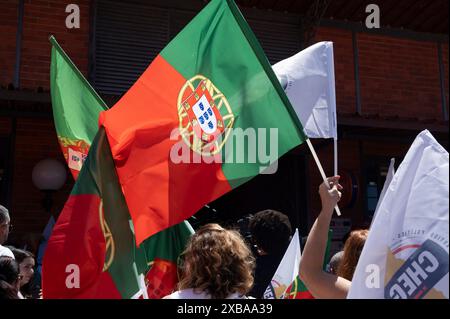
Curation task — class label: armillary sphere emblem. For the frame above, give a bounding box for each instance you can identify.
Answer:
[177,75,234,156]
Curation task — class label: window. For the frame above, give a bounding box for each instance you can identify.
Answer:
[91,0,302,96]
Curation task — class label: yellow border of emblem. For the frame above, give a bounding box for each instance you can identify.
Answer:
[177,75,234,156]
[99,200,115,272]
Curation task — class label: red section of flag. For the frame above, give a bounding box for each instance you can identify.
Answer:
[145,258,178,299]
[100,55,231,244]
[42,194,114,298]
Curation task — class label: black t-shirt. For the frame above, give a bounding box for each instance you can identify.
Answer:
[249,252,285,298]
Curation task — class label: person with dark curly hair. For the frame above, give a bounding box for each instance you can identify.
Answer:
[247,209,292,298]
[163,223,255,299]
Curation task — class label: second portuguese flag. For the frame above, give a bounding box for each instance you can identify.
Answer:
[44,38,194,299]
[42,128,194,298]
[100,0,307,244]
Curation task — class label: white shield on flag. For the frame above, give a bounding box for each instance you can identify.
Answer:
[192,95,217,135]
[68,147,84,172]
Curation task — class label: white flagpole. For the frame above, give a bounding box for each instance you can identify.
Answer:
[334,138,338,177]
[132,262,148,299]
[306,139,341,216]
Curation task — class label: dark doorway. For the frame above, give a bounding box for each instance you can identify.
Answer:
[0,136,11,207]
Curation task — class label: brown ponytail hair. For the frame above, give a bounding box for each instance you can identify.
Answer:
[337,229,368,281]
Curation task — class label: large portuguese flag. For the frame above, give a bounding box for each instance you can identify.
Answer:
[44,38,194,298]
[99,0,307,245]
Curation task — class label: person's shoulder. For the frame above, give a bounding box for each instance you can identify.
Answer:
[227,292,255,299]
[0,245,15,259]
[163,288,210,299]
[162,291,178,299]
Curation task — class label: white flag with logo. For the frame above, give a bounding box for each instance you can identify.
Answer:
[273,41,337,139]
[348,130,449,299]
[263,229,301,299]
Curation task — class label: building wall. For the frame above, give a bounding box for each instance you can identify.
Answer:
[358,34,443,119]
[0,0,19,87]
[21,0,91,88]
[11,118,73,238]
[0,0,91,89]
[315,27,357,114]
[442,43,449,114]
[0,0,90,244]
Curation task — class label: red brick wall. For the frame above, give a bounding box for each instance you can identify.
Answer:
[0,0,18,87]
[358,34,443,120]
[19,0,91,89]
[315,27,357,114]
[9,117,73,244]
[0,0,90,247]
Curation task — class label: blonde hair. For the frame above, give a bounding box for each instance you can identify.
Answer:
[177,223,255,299]
[337,229,368,281]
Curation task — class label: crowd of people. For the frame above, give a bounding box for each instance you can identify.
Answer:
[1,176,370,299]
[0,205,40,299]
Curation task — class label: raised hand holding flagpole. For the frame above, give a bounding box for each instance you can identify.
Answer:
[306,139,341,216]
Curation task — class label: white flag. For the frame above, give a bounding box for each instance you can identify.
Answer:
[348,130,449,299]
[273,41,337,139]
[263,229,301,299]
[371,158,395,226]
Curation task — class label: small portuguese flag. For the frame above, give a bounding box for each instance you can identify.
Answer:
[99,0,307,245]
[44,38,194,298]
[50,36,108,180]
[283,229,333,299]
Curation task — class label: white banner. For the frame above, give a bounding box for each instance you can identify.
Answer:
[348,130,449,299]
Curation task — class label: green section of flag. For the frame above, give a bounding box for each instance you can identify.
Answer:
[161,0,307,188]
[137,221,194,266]
[72,128,138,298]
[50,36,108,143]
[73,128,193,298]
